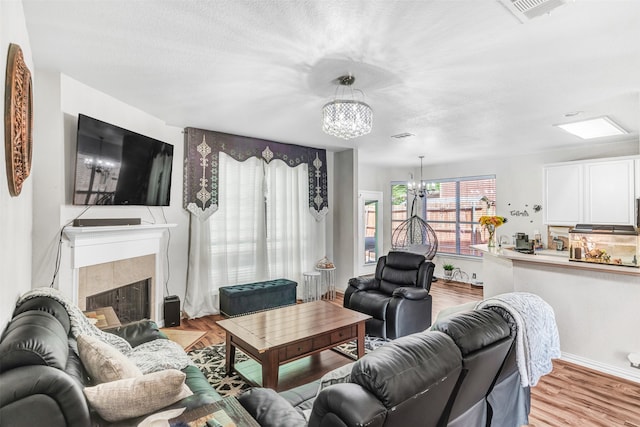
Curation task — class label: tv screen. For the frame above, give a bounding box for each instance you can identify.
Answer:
[73,114,174,206]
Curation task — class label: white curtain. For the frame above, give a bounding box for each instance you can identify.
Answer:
[183,152,325,318]
[265,159,324,284]
[209,153,267,285]
[182,216,216,318]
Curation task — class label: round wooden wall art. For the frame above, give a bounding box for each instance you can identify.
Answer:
[4,43,33,196]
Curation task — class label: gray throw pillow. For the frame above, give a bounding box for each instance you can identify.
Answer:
[316,362,354,397]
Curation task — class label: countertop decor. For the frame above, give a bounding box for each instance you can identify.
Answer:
[479,215,508,247]
[472,244,640,276]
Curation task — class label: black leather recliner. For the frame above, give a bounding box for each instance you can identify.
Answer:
[237,307,532,427]
[239,331,463,427]
[431,309,515,426]
[344,251,435,339]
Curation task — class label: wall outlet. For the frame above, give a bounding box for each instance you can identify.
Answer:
[472,273,477,279]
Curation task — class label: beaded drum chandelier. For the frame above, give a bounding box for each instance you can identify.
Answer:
[322,75,373,140]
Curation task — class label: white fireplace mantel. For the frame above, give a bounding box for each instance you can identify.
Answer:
[59,223,176,324]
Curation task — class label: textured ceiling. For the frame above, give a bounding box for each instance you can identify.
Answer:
[21,0,640,166]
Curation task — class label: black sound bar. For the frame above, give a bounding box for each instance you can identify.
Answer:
[72,218,141,227]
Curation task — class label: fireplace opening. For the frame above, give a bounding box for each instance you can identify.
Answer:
[86,278,151,325]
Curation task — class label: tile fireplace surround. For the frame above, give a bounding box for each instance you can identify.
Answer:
[60,224,175,325]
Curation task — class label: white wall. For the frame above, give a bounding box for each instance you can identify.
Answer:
[31,71,63,288]
[333,149,358,289]
[31,73,191,313]
[359,140,640,283]
[0,0,34,332]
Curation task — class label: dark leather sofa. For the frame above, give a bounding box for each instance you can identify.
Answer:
[238,307,530,427]
[344,251,435,340]
[0,295,221,427]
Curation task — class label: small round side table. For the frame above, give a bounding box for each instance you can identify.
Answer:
[315,267,336,300]
[303,271,321,302]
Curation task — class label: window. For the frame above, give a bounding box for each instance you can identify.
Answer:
[209,153,324,287]
[391,176,496,257]
[391,183,409,238]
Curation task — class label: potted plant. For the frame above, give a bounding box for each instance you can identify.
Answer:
[443,264,455,279]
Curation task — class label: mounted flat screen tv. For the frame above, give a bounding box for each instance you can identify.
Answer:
[73,114,173,206]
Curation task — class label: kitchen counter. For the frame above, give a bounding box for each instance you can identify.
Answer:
[472,244,640,276]
[472,243,640,384]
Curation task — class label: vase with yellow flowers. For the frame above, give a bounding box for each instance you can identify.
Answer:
[479,215,508,248]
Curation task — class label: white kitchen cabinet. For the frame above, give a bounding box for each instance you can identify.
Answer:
[544,156,638,226]
[584,159,635,225]
[543,163,583,225]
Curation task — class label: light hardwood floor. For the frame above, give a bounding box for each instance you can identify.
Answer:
[173,280,640,426]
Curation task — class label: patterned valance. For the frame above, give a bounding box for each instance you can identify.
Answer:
[183,127,328,221]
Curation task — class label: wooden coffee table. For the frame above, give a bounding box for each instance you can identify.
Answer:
[217,300,371,390]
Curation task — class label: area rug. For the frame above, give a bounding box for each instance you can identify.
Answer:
[187,336,388,397]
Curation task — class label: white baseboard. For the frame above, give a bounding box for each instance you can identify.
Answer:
[561,352,640,384]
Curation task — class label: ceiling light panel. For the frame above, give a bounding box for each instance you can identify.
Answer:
[554,116,628,139]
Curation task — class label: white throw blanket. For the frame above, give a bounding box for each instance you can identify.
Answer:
[475,292,561,387]
[16,287,193,374]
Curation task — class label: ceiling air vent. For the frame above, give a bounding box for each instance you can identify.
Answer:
[391,133,415,139]
[497,0,567,22]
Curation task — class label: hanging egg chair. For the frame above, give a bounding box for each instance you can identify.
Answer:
[391,195,438,260]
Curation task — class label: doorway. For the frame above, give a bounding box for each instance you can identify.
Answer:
[358,190,383,275]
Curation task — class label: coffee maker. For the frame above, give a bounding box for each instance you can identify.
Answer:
[515,233,534,254]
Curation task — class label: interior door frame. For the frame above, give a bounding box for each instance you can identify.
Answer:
[357,190,383,275]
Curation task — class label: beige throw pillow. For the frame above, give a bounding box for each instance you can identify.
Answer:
[83,369,192,422]
[77,334,142,383]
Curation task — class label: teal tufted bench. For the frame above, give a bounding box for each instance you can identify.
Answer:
[219,279,298,317]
